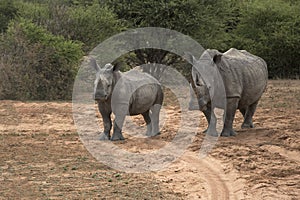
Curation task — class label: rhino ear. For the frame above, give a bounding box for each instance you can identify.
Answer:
[112,62,121,72]
[213,54,222,65]
[90,57,100,72]
[183,52,197,64]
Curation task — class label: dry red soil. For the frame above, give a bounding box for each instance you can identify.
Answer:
[0,80,299,199]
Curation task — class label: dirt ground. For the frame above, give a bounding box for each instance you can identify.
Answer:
[0,80,299,199]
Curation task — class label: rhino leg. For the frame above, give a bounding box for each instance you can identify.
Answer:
[149,104,161,137]
[98,104,112,140]
[142,110,152,136]
[111,106,126,141]
[241,101,258,129]
[221,98,239,137]
[239,108,246,117]
[202,104,211,133]
[100,115,112,140]
[111,118,125,141]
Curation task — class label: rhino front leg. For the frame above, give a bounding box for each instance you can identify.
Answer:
[221,98,239,137]
[142,110,152,136]
[111,116,125,141]
[149,104,161,137]
[111,104,128,141]
[241,101,258,129]
[111,112,126,141]
[98,104,112,140]
[100,114,112,140]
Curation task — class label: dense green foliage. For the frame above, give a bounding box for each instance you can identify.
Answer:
[231,0,300,78]
[0,0,299,100]
[0,19,83,100]
[0,0,18,32]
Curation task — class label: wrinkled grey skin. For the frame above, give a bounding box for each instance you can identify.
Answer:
[187,48,268,137]
[91,58,164,141]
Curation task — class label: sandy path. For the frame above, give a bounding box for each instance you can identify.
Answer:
[155,151,246,200]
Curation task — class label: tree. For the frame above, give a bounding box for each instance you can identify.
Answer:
[17,0,124,52]
[105,0,237,80]
[230,0,300,78]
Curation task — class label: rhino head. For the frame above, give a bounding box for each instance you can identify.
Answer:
[185,50,223,111]
[191,67,210,111]
[90,58,118,102]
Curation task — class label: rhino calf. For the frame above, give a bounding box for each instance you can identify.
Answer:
[91,58,164,141]
[186,48,268,136]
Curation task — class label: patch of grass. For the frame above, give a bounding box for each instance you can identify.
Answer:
[92,173,97,179]
[77,156,88,162]
[63,166,68,171]
[274,102,289,108]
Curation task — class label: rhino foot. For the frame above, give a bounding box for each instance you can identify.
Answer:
[111,132,125,141]
[145,128,152,137]
[241,122,254,129]
[146,131,160,137]
[221,129,236,137]
[99,132,110,140]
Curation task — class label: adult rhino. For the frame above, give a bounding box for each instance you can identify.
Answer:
[186,48,268,137]
[91,58,164,141]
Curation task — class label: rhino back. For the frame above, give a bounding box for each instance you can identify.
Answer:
[113,70,162,115]
[218,51,268,106]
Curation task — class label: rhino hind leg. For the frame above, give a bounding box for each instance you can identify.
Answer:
[149,104,162,137]
[202,105,211,134]
[221,98,239,137]
[241,101,258,129]
[148,89,163,137]
[142,110,152,136]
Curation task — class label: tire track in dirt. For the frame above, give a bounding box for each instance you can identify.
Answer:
[261,145,300,163]
[184,153,230,200]
[155,151,246,200]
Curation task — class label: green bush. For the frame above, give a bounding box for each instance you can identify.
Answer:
[66,2,125,52]
[230,0,300,78]
[0,19,83,100]
[1,0,299,102]
[17,0,124,52]
[0,0,18,32]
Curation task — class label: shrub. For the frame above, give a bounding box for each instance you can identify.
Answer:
[0,0,18,32]
[0,19,83,100]
[230,0,300,78]
[16,0,124,52]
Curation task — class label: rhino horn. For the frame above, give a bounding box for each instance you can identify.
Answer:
[90,57,100,72]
